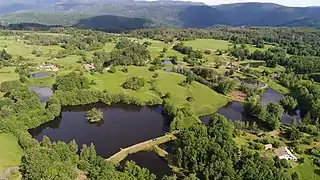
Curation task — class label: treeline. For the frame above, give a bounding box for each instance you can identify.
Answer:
[20,135,156,179]
[130,27,320,56]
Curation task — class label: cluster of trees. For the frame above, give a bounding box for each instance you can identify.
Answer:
[122,77,145,90]
[244,96,284,130]
[110,38,151,66]
[172,43,202,59]
[228,44,250,60]
[172,114,291,179]
[172,43,204,66]
[215,77,240,94]
[86,108,104,123]
[20,136,156,180]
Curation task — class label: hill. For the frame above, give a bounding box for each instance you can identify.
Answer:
[1,1,320,28]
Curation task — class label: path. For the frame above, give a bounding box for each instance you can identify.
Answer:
[106,132,177,164]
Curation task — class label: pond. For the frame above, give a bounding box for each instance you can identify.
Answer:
[261,88,284,105]
[122,151,172,178]
[240,78,266,88]
[200,88,301,125]
[30,86,53,102]
[29,103,171,162]
[28,72,52,79]
[240,61,266,68]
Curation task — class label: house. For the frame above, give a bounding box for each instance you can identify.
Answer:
[84,63,95,70]
[264,144,273,150]
[274,147,297,161]
[39,64,59,71]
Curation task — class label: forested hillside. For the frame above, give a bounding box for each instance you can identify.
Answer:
[1,1,320,28]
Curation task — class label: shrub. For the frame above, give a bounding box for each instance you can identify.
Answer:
[122,77,145,90]
[153,73,159,78]
[122,67,128,73]
[109,66,117,73]
[148,66,157,72]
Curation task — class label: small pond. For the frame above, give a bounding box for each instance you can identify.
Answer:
[122,151,172,178]
[240,61,266,68]
[30,86,53,102]
[261,88,284,105]
[29,103,171,158]
[28,72,52,79]
[240,78,266,88]
[200,88,301,125]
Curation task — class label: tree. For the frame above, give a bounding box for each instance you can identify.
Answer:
[286,126,301,141]
[55,72,90,91]
[186,73,195,84]
[0,49,12,61]
[109,66,117,73]
[86,108,103,123]
[122,77,145,90]
[216,78,239,94]
[163,47,168,53]
[280,96,298,115]
[267,103,284,120]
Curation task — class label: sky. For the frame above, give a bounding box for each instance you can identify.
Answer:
[189,0,320,7]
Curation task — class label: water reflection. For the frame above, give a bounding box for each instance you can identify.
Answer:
[122,151,172,178]
[30,86,53,102]
[29,104,171,158]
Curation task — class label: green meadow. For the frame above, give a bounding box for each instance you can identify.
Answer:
[0,133,23,174]
[89,66,229,116]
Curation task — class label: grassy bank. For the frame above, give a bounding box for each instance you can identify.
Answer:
[0,133,23,174]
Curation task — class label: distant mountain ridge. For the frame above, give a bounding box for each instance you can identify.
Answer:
[1,1,320,29]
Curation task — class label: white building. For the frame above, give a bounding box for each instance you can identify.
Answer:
[274,147,297,161]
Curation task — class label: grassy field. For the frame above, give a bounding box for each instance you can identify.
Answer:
[89,66,228,115]
[0,67,19,84]
[184,39,230,51]
[266,79,289,94]
[0,133,23,174]
[289,157,320,180]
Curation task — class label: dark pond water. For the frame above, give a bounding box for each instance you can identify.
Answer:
[29,104,171,158]
[28,72,52,79]
[200,88,301,125]
[122,151,172,178]
[30,86,53,102]
[261,88,284,105]
[240,78,266,88]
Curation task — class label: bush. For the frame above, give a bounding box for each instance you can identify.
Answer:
[122,77,145,90]
[204,50,211,55]
[314,158,320,167]
[109,66,117,73]
[148,65,158,72]
[122,67,128,73]
[153,73,159,78]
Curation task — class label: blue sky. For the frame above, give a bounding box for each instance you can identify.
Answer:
[190,0,320,7]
